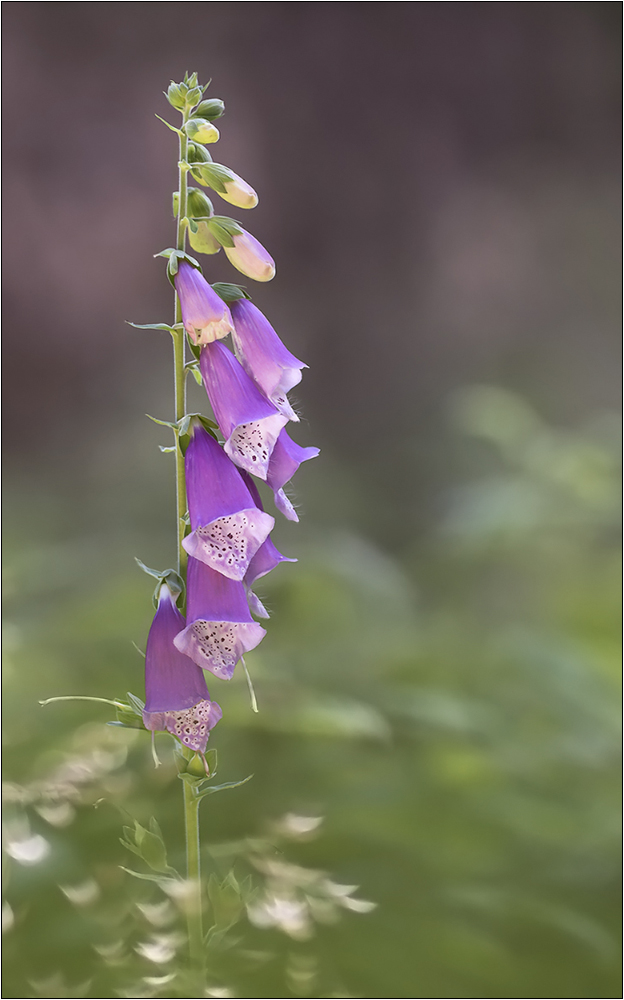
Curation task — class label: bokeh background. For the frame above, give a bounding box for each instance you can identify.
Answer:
[2,4,621,998]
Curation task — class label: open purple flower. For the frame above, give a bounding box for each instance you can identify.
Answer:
[231,298,307,421]
[182,422,274,580]
[174,557,266,680]
[142,583,222,754]
[237,470,297,618]
[174,260,234,346]
[200,340,288,480]
[266,429,320,522]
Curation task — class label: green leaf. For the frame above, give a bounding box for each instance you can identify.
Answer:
[145,414,177,429]
[196,775,253,800]
[126,321,176,334]
[211,282,251,303]
[154,114,183,136]
[120,867,179,886]
[135,557,165,580]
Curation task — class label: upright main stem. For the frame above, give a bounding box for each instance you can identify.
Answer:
[173,109,205,980]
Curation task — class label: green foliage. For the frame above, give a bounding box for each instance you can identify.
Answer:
[2,388,620,997]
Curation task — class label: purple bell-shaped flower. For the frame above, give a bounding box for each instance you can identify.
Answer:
[174,261,234,346]
[200,340,288,480]
[266,429,320,521]
[230,298,307,422]
[182,423,275,580]
[142,583,222,754]
[174,557,266,679]
[237,470,297,618]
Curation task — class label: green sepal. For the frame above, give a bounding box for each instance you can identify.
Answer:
[154,248,201,286]
[195,162,234,194]
[177,413,219,438]
[207,215,243,248]
[120,818,178,876]
[158,445,177,453]
[185,361,204,387]
[127,692,146,715]
[187,187,214,218]
[186,85,204,108]
[154,114,183,136]
[211,282,251,303]
[190,98,225,121]
[134,558,184,608]
[186,333,201,361]
[207,873,244,929]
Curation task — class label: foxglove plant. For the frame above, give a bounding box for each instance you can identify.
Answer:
[41,71,326,991]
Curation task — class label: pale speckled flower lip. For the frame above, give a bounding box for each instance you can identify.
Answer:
[266,428,320,521]
[142,583,222,754]
[182,423,274,580]
[231,298,307,421]
[174,260,234,345]
[173,557,266,680]
[200,340,288,480]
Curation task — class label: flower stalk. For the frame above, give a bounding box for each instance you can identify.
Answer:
[174,101,205,978]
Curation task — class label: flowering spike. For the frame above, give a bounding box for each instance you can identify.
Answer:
[231,298,307,420]
[266,429,320,521]
[174,260,234,345]
[142,584,222,753]
[173,558,266,680]
[182,423,274,579]
[224,228,275,282]
[200,340,288,480]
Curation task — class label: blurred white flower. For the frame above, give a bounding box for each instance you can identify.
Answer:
[59,879,100,907]
[5,833,50,865]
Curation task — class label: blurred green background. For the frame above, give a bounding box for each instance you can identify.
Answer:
[2,6,621,998]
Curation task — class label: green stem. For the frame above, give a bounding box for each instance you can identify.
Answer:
[183,778,205,975]
[174,112,190,581]
[174,107,205,980]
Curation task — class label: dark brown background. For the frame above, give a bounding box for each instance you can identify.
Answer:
[3,3,621,549]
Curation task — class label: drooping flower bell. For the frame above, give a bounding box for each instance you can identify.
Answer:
[200,340,288,480]
[142,583,222,753]
[182,422,274,579]
[174,557,266,680]
[238,470,297,618]
[266,429,320,521]
[231,298,307,421]
[174,260,234,345]
[224,228,275,282]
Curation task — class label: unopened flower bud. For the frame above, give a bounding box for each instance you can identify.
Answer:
[219,171,258,210]
[185,86,203,108]
[187,187,214,218]
[185,119,220,145]
[192,99,225,121]
[174,260,234,344]
[187,142,211,165]
[166,81,187,111]
[189,220,221,255]
[224,228,275,282]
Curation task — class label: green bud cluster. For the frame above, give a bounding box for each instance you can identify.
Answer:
[163,71,267,277]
